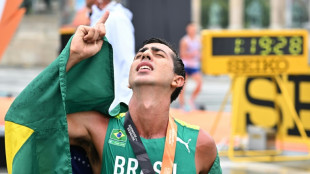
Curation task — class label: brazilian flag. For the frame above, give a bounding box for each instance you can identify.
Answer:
[4,37,127,173]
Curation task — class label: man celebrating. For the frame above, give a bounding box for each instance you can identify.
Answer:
[66,11,221,173]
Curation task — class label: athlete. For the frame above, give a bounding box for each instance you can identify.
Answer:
[67,12,221,173]
[179,23,203,111]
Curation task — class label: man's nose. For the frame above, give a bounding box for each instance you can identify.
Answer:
[142,50,151,60]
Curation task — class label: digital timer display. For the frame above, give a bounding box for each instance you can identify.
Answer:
[212,36,304,56]
[201,29,308,75]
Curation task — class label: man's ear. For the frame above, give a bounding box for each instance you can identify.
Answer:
[171,75,185,88]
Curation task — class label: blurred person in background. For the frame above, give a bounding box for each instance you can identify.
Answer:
[178,22,203,111]
[71,0,96,27]
[90,0,135,114]
[60,0,95,52]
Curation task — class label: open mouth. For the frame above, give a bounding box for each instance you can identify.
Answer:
[136,62,154,72]
[139,65,151,71]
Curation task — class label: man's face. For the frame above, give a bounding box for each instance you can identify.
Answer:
[86,0,96,8]
[129,43,176,89]
[187,24,197,37]
[94,0,109,9]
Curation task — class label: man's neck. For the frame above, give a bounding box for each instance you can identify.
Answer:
[128,86,172,139]
[188,34,196,40]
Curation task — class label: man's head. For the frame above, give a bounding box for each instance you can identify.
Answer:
[95,0,111,9]
[86,0,96,8]
[129,38,185,103]
[186,23,197,38]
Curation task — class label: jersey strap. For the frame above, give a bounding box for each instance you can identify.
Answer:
[160,116,177,174]
[124,112,155,174]
[124,112,177,174]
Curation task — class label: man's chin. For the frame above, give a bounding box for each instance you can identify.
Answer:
[132,79,157,87]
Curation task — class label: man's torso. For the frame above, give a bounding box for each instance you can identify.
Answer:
[181,35,201,69]
[101,113,200,174]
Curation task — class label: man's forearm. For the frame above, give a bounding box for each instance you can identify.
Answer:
[66,52,81,72]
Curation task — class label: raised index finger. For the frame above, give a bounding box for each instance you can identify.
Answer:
[96,11,109,25]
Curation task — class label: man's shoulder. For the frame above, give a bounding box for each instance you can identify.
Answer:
[180,35,188,42]
[82,111,110,126]
[107,112,126,124]
[197,129,216,149]
[196,129,218,173]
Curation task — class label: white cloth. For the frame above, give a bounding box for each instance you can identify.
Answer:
[90,2,135,113]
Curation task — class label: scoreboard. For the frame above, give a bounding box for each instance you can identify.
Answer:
[201,30,309,75]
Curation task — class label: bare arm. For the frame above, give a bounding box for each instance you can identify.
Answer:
[179,38,189,59]
[67,111,110,173]
[67,111,109,148]
[195,129,218,173]
[67,111,95,144]
[66,11,109,71]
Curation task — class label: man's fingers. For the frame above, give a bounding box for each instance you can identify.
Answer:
[95,11,109,25]
[83,27,95,41]
[97,23,106,38]
[92,11,109,40]
[92,27,100,42]
[97,39,104,47]
[78,12,107,43]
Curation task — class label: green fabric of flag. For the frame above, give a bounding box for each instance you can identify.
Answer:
[5,37,127,173]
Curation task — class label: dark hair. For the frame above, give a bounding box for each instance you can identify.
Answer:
[141,38,186,103]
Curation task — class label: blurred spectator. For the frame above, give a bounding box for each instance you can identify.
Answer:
[21,0,33,14]
[59,0,95,53]
[90,0,135,111]
[71,0,95,27]
[179,22,202,111]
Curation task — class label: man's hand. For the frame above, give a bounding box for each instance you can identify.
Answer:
[66,11,109,71]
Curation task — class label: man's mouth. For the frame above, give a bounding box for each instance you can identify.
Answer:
[139,65,152,71]
[136,62,154,71]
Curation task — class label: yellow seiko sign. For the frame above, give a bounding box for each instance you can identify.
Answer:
[201,30,309,75]
[232,74,310,142]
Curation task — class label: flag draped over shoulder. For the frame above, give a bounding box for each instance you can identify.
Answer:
[5,37,127,174]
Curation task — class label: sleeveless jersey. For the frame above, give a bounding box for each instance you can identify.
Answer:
[181,35,201,69]
[101,113,199,173]
[101,113,222,173]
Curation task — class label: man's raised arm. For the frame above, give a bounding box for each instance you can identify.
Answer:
[66,11,109,71]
